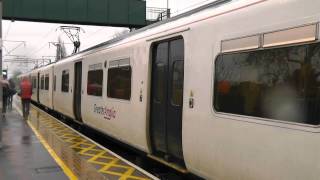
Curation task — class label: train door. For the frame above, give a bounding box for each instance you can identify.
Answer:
[37,72,40,103]
[73,61,83,122]
[150,37,185,165]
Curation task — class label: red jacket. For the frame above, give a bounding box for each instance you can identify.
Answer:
[20,79,32,99]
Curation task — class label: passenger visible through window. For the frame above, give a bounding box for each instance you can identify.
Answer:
[107,66,132,100]
[214,42,320,125]
[87,70,103,96]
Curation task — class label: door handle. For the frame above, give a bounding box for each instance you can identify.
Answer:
[189,98,194,108]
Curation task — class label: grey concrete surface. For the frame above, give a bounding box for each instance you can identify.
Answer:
[0,108,68,180]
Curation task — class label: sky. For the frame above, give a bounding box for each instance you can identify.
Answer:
[2,0,218,76]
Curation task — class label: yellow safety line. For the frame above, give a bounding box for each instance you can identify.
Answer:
[14,104,78,180]
[27,121,78,180]
[28,104,155,180]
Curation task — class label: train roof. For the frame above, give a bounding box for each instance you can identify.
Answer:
[79,0,232,53]
[27,0,237,72]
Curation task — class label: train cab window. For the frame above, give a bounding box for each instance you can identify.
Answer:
[107,66,132,100]
[61,70,69,92]
[87,69,103,96]
[45,74,49,90]
[40,75,44,90]
[214,42,320,125]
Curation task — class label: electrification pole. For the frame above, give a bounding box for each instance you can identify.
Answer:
[166,0,170,18]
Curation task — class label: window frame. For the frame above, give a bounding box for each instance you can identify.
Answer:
[170,60,184,107]
[61,70,69,93]
[53,75,56,91]
[106,59,132,101]
[44,74,49,90]
[212,41,320,129]
[40,75,45,90]
[87,69,104,97]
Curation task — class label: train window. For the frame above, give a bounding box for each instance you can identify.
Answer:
[40,75,44,90]
[32,77,37,89]
[107,66,132,100]
[171,61,184,106]
[45,74,49,90]
[214,42,320,125]
[54,75,56,91]
[87,70,103,96]
[61,70,69,92]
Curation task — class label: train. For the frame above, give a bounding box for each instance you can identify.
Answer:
[19,0,320,179]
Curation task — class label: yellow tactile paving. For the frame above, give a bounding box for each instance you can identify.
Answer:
[29,107,155,180]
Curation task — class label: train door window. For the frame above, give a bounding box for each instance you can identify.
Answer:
[171,61,184,106]
[107,59,131,100]
[61,70,69,92]
[214,41,320,125]
[155,63,165,102]
[87,69,103,96]
[40,75,44,90]
[45,74,49,90]
[54,75,56,91]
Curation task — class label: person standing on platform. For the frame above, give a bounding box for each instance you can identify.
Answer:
[7,79,16,111]
[20,78,32,120]
[1,80,9,119]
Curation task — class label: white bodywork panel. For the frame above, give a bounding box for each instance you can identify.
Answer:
[81,43,150,151]
[53,61,75,119]
[38,65,54,109]
[21,0,320,179]
[29,70,39,102]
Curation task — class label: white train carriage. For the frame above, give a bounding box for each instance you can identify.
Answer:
[53,57,77,119]
[38,64,54,109]
[29,69,39,103]
[21,0,320,179]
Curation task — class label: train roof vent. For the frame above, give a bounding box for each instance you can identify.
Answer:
[221,35,260,53]
[263,24,317,48]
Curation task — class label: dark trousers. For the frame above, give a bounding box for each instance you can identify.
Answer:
[21,99,31,119]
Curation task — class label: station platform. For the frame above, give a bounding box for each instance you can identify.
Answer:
[0,105,68,179]
[0,98,158,180]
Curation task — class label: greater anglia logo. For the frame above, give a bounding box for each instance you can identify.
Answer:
[93,104,116,120]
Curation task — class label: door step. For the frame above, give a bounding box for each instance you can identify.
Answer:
[147,154,188,174]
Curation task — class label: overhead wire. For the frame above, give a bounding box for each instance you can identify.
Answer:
[4,21,12,40]
[170,0,213,16]
[27,25,57,57]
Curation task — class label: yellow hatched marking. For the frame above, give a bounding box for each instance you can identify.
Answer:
[98,158,120,173]
[88,151,111,165]
[32,107,152,180]
[14,104,77,180]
